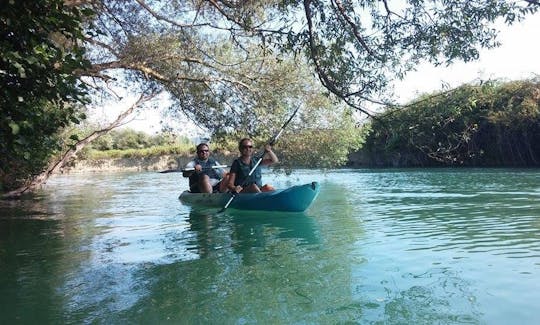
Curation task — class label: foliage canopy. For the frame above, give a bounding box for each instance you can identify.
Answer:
[78,0,539,167]
[84,0,538,122]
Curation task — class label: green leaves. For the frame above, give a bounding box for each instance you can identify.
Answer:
[8,122,19,135]
[1,0,91,191]
[362,79,540,167]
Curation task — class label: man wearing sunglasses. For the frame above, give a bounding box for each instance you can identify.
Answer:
[183,143,227,193]
[227,138,279,193]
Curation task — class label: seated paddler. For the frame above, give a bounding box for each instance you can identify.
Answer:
[183,143,227,193]
[227,138,279,193]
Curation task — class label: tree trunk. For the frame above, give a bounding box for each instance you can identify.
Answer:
[2,93,156,199]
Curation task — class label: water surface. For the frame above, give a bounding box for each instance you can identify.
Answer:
[1,169,539,324]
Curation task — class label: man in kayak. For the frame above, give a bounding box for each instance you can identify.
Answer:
[227,138,279,193]
[183,143,227,193]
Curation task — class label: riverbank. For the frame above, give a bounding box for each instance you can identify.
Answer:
[62,153,235,174]
[61,151,368,174]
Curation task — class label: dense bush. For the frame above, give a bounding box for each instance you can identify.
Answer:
[360,79,540,167]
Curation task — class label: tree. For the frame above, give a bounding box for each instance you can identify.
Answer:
[77,0,539,155]
[2,0,539,195]
[0,0,91,192]
[79,0,538,164]
[81,0,539,119]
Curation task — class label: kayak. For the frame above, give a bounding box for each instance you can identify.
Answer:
[179,182,320,212]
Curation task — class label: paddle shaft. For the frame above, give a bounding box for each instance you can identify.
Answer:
[221,107,300,211]
[159,165,227,174]
[183,164,227,172]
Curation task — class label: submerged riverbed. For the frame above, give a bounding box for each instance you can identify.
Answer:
[1,169,539,324]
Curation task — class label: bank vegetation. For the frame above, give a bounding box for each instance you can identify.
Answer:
[359,78,540,167]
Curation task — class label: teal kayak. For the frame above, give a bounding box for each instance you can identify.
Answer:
[179,182,320,212]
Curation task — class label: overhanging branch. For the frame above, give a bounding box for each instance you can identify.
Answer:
[134,0,209,28]
[303,0,374,118]
[332,0,380,59]
[2,92,159,198]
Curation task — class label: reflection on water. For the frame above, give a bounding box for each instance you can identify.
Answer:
[0,207,64,324]
[228,210,320,263]
[188,209,320,261]
[1,169,540,323]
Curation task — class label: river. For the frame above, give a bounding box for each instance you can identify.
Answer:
[1,168,539,324]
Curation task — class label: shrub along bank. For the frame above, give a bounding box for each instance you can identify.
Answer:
[358,79,540,167]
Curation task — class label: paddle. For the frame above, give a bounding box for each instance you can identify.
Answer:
[159,165,228,174]
[219,107,300,212]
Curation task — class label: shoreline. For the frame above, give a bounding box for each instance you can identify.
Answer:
[61,153,234,174]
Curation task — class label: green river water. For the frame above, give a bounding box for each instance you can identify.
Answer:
[1,169,539,324]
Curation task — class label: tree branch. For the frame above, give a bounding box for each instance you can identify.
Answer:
[2,92,159,198]
[85,36,120,56]
[134,0,209,28]
[332,0,379,59]
[303,0,374,118]
[206,0,247,28]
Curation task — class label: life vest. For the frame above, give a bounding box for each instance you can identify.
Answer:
[188,158,221,188]
[231,157,262,187]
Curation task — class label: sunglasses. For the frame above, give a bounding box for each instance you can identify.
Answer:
[197,149,209,153]
[241,145,253,149]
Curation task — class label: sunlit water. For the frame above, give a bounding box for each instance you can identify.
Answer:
[1,169,539,324]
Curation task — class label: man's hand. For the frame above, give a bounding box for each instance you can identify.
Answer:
[231,185,243,194]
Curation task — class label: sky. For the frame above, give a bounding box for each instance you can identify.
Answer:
[93,13,539,134]
[393,14,540,103]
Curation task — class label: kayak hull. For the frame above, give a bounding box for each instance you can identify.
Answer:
[179,182,320,212]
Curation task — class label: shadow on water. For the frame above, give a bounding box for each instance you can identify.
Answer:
[227,210,320,258]
[0,198,72,324]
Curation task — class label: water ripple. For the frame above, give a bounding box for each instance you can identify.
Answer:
[359,183,540,260]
